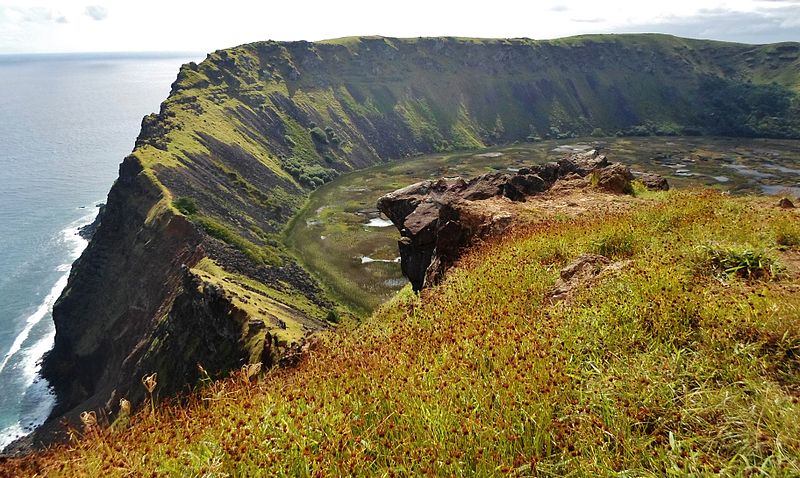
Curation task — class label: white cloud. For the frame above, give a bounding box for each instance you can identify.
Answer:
[616,5,800,43]
[84,5,107,21]
[0,0,797,53]
[0,6,67,24]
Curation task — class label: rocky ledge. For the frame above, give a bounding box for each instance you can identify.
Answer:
[377,151,668,291]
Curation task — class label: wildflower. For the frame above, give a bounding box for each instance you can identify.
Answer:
[142,373,158,394]
[242,362,262,382]
[80,411,97,433]
[197,362,210,380]
[119,398,131,416]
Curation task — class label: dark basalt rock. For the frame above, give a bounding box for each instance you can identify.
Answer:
[378,151,655,291]
[77,204,105,240]
[638,173,671,191]
[463,172,509,200]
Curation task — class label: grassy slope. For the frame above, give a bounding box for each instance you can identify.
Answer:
[9,190,799,477]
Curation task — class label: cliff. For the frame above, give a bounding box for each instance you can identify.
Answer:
[37,34,800,440]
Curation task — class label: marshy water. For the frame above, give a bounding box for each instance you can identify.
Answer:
[285,136,800,313]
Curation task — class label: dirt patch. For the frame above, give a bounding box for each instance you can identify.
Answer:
[549,253,632,303]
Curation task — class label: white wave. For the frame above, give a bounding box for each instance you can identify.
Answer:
[0,274,68,376]
[0,423,25,450]
[0,211,93,449]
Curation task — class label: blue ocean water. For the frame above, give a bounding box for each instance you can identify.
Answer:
[0,52,200,448]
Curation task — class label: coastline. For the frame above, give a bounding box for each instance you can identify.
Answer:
[0,209,97,451]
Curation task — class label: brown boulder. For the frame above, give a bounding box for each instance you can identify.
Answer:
[778,197,795,209]
[595,163,634,194]
[462,172,509,200]
[638,173,670,191]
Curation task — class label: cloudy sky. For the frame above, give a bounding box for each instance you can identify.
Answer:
[0,0,798,53]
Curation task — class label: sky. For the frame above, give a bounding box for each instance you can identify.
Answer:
[0,0,798,54]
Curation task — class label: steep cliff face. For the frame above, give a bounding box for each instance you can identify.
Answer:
[43,156,202,417]
[39,35,800,436]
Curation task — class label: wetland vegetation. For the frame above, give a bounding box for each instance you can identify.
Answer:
[285,136,800,314]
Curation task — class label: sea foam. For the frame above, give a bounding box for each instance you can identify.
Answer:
[0,213,91,449]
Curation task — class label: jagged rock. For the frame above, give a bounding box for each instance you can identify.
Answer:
[378,152,636,291]
[638,173,670,191]
[463,172,509,200]
[504,173,548,201]
[595,163,634,194]
[778,197,795,209]
[77,204,105,240]
[559,253,612,282]
[572,150,609,171]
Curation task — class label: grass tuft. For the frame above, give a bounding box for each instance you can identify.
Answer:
[172,196,199,215]
[591,228,636,258]
[775,219,800,248]
[697,243,782,281]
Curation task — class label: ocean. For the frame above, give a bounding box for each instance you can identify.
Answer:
[0,52,200,448]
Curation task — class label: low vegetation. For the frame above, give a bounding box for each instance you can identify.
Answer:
[697,243,783,281]
[6,190,798,476]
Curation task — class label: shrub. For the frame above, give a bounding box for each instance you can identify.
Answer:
[325,309,340,323]
[310,126,329,144]
[775,220,800,247]
[173,197,199,215]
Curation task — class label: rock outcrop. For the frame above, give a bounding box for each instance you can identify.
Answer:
[378,151,664,291]
[77,204,105,240]
[637,173,671,192]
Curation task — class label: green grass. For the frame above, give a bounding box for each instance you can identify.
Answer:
[776,219,800,247]
[193,215,281,266]
[172,196,198,215]
[697,243,783,280]
[9,190,799,477]
[591,227,637,258]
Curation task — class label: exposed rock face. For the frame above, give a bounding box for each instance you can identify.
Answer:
[378,151,656,291]
[638,173,671,191]
[77,204,105,240]
[40,156,205,434]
